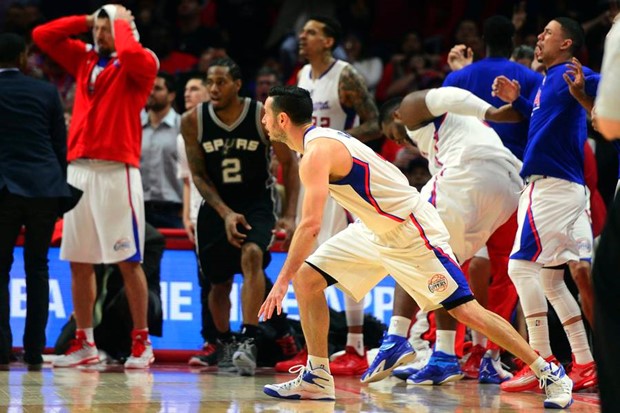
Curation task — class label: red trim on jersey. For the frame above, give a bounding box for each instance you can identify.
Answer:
[408,213,461,269]
[526,182,543,262]
[354,158,405,223]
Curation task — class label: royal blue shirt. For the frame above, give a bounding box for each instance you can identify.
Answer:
[519,62,599,184]
[443,57,543,160]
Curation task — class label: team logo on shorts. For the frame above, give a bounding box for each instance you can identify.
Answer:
[428,274,448,293]
[576,237,592,257]
[113,238,132,252]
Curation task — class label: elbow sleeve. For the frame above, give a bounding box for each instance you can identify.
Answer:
[425,87,492,119]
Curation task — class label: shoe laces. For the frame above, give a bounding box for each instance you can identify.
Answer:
[539,367,571,397]
[280,365,306,389]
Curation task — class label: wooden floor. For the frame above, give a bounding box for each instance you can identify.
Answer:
[0,363,600,412]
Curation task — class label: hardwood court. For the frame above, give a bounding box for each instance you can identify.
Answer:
[0,363,600,412]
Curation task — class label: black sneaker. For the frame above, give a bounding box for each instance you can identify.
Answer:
[188,342,220,367]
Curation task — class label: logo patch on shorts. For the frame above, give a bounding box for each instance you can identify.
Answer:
[113,238,131,252]
[428,274,448,293]
[576,237,592,256]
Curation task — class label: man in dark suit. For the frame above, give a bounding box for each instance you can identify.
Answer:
[0,33,70,370]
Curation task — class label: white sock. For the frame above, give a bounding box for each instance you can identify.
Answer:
[346,333,365,356]
[344,294,365,326]
[472,330,488,348]
[80,328,94,344]
[530,356,557,378]
[525,316,552,358]
[565,321,594,364]
[308,355,331,373]
[387,316,410,338]
[435,330,456,356]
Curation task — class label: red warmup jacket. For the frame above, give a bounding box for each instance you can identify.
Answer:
[33,16,158,167]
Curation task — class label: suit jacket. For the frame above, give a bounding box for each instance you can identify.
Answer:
[0,70,70,198]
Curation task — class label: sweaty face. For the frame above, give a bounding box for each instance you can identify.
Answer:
[184,78,209,110]
[206,66,240,111]
[93,18,115,55]
[298,20,332,59]
[262,98,287,144]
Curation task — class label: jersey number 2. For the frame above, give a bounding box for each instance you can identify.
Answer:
[222,159,242,183]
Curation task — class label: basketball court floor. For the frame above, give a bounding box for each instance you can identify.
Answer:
[0,363,600,412]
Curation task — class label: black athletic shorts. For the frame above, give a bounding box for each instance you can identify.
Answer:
[196,191,275,284]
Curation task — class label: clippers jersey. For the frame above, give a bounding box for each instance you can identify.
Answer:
[198,98,273,206]
[298,60,359,130]
[406,113,522,176]
[304,126,422,234]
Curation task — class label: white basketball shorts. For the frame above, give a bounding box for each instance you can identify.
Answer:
[61,159,145,264]
[306,201,473,312]
[510,176,587,266]
[420,158,522,262]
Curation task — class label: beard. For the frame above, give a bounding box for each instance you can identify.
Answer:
[147,100,168,112]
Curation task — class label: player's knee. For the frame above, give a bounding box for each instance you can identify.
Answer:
[507,259,541,289]
[292,264,327,294]
[241,242,262,263]
[569,261,591,284]
[210,279,233,296]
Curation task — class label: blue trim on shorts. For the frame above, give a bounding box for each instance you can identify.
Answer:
[408,213,472,307]
[511,184,542,262]
[125,212,142,262]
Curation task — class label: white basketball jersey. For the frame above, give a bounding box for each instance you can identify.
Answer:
[298,60,360,130]
[304,127,422,234]
[407,113,521,176]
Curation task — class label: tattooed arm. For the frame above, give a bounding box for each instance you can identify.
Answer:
[180,107,249,248]
[339,64,382,142]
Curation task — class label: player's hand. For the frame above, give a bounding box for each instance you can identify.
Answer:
[492,76,520,103]
[258,276,289,321]
[114,5,134,23]
[563,57,586,100]
[224,211,251,248]
[183,219,195,244]
[273,216,296,250]
[447,44,473,71]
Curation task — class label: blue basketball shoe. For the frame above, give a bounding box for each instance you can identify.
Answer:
[478,352,513,384]
[361,334,416,383]
[407,350,464,385]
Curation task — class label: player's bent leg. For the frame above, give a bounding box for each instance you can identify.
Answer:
[264,263,335,400]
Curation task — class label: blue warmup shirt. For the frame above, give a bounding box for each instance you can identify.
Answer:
[443,57,542,160]
[518,62,599,185]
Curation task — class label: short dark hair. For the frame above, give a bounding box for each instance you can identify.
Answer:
[0,33,26,66]
[256,66,280,81]
[379,97,403,126]
[307,15,342,50]
[268,86,313,125]
[483,15,515,57]
[97,8,110,19]
[157,71,176,93]
[208,57,242,81]
[185,71,207,85]
[554,17,584,54]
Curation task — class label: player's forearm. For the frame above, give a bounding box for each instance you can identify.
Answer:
[192,177,232,219]
[277,220,321,281]
[346,119,382,143]
[485,104,524,123]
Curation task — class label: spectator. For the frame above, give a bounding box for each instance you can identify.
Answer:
[0,32,71,371]
[343,31,383,94]
[141,72,183,229]
[254,66,281,104]
[33,4,158,369]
